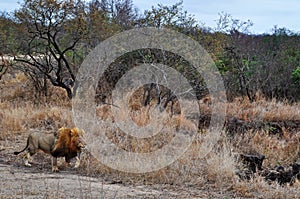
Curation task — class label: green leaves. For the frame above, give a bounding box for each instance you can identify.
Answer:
[292,67,300,84]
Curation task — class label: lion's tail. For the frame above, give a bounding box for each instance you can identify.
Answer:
[14,137,29,155]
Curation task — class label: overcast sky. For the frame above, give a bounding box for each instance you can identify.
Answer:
[1,0,300,34]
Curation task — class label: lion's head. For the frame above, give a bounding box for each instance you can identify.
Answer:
[69,127,86,151]
[52,127,86,155]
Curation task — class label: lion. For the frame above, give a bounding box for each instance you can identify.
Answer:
[14,127,86,172]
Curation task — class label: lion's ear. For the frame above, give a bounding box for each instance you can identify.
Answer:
[57,127,67,137]
[70,129,75,137]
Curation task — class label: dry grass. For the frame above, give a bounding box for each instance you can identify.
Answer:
[0,72,73,140]
[233,130,300,167]
[0,101,74,140]
[1,71,299,197]
[233,175,300,198]
[225,94,300,121]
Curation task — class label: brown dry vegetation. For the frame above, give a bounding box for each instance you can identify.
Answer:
[0,71,299,198]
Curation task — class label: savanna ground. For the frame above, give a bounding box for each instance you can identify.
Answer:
[0,71,300,198]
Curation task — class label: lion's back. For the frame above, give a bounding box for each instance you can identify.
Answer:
[28,132,56,153]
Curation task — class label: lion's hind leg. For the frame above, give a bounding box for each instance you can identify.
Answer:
[23,151,33,167]
[24,146,38,167]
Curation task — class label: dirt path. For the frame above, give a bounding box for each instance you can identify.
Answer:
[0,163,180,198]
[0,162,227,199]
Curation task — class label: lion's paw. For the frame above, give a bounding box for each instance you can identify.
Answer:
[25,161,32,167]
[52,166,59,172]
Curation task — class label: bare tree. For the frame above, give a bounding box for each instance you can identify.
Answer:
[13,0,87,99]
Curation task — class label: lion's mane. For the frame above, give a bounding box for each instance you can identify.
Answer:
[51,127,86,162]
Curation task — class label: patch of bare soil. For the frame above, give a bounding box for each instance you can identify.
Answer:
[0,163,178,198]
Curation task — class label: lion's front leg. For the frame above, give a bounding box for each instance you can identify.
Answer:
[51,157,59,172]
[74,151,82,168]
[74,156,80,168]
